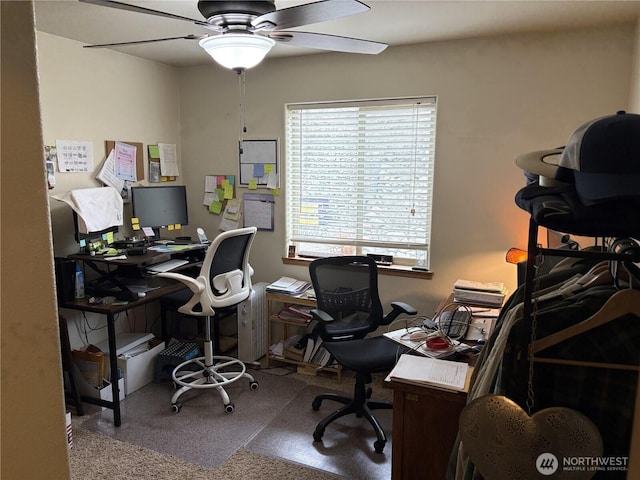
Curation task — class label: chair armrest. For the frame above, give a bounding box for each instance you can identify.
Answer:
[308,308,334,335]
[157,272,204,294]
[390,301,418,316]
[158,272,206,316]
[310,308,334,323]
[381,301,418,325]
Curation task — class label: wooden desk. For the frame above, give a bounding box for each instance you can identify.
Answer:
[390,378,468,480]
[61,246,206,426]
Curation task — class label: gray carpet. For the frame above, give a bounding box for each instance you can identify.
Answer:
[82,369,306,468]
[246,384,393,480]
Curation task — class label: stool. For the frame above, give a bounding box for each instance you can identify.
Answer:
[153,342,200,383]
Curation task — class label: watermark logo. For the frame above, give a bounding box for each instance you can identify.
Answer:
[536,453,559,475]
[535,453,629,475]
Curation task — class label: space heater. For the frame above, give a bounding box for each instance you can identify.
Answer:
[236,282,268,364]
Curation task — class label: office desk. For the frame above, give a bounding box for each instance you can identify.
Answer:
[62,245,206,426]
[68,244,205,299]
[390,378,468,480]
[60,277,186,426]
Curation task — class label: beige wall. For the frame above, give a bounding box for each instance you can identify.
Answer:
[1,2,70,478]
[36,22,636,340]
[38,31,182,348]
[39,32,182,258]
[11,11,637,478]
[177,25,635,315]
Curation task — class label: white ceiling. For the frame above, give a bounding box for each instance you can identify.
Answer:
[34,0,640,67]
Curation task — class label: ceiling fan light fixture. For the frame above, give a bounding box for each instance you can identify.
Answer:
[199,34,275,71]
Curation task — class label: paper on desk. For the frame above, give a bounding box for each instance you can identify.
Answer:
[104,255,127,261]
[387,354,469,391]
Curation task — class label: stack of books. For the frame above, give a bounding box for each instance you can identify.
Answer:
[453,279,507,307]
[302,334,333,367]
[277,305,314,324]
[266,276,311,296]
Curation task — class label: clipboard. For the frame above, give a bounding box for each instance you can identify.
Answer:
[243,193,274,231]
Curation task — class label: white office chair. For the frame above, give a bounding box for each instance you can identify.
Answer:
[158,226,258,413]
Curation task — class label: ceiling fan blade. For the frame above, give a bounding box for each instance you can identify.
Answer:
[79,0,212,28]
[83,35,206,49]
[253,0,369,31]
[270,31,387,55]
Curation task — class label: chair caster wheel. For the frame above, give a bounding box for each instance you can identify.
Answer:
[171,403,182,413]
[373,440,385,454]
[313,429,323,442]
[249,381,259,390]
[312,399,321,411]
[224,402,235,413]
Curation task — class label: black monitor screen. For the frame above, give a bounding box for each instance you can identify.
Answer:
[131,186,189,230]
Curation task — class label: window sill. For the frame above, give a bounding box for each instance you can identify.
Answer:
[281,257,433,279]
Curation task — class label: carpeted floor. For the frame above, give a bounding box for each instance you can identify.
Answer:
[71,365,393,479]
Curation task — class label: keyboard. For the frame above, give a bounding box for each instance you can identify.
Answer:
[146,258,189,273]
[436,309,471,339]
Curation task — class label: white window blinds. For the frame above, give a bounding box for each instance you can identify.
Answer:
[285,97,437,265]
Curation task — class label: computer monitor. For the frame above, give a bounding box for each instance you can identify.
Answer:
[131,185,189,237]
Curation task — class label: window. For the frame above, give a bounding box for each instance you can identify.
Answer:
[285,97,437,267]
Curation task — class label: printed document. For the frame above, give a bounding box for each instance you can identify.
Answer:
[387,354,470,391]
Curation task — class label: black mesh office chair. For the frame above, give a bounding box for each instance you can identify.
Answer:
[157,227,258,413]
[308,255,416,453]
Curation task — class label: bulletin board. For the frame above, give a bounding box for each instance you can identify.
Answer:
[238,139,278,186]
[243,193,274,231]
[106,140,144,181]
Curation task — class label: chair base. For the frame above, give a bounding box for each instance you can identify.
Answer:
[170,342,258,413]
[311,374,391,453]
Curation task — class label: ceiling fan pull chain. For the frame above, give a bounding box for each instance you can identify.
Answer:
[238,70,247,141]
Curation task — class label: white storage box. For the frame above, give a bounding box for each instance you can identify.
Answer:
[72,364,125,410]
[116,342,165,395]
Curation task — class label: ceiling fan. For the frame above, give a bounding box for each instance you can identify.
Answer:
[80,0,388,71]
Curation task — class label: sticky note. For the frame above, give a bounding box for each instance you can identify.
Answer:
[148,145,160,158]
[209,201,222,214]
[79,239,86,247]
[168,225,175,231]
[132,224,140,231]
[174,224,182,230]
[264,164,274,174]
[224,185,234,199]
[248,179,258,190]
[253,164,265,177]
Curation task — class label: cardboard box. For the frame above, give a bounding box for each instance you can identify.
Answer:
[116,342,164,395]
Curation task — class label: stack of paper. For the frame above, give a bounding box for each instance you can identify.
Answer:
[266,276,311,295]
[387,354,471,392]
[453,279,507,307]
